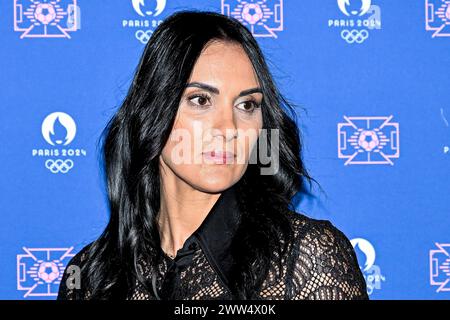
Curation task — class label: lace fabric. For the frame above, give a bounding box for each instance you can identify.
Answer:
[57,211,369,300]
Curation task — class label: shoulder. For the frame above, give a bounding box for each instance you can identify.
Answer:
[285,210,354,250]
[284,209,360,265]
[283,210,369,299]
[57,242,94,300]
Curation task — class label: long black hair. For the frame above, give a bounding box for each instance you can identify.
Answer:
[82,10,320,299]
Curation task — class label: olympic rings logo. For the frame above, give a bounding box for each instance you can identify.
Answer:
[45,159,74,174]
[135,30,152,44]
[341,29,369,44]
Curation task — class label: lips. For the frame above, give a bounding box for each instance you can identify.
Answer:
[202,150,235,164]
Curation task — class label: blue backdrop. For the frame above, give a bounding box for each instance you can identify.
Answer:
[1,0,449,300]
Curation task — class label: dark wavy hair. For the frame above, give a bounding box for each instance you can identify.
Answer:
[80,10,319,300]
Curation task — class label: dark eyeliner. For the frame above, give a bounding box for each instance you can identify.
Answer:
[238,99,261,114]
[186,92,211,108]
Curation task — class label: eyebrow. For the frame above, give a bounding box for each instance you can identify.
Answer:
[185,82,262,99]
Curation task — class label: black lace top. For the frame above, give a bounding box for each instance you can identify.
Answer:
[57,186,369,300]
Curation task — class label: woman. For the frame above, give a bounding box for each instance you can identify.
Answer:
[57,10,368,300]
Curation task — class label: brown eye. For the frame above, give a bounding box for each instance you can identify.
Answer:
[187,93,211,108]
[236,100,260,113]
[243,101,254,111]
[197,96,208,105]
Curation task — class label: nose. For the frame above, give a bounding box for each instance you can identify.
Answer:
[212,105,238,141]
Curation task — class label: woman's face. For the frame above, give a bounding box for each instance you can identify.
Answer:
[159,40,263,193]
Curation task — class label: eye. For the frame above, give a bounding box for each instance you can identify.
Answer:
[235,100,261,114]
[187,93,211,108]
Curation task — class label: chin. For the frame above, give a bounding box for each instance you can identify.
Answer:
[194,180,234,194]
[190,172,240,194]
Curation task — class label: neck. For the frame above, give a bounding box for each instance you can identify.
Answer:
[157,162,221,258]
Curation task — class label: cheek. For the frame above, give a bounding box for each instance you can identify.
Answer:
[161,114,198,159]
[236,119,263,161]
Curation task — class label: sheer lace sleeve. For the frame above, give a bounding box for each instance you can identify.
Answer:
[57,244,91,300]
[286,215,369,300]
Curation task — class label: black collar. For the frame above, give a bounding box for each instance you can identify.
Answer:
[192,183,241,290]
[160,183,241,292]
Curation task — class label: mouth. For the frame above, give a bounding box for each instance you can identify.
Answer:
[202,150,236,164]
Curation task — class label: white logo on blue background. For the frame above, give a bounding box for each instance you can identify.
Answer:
[41,112,76,146]
[32,112,87,174]
[337,0,371,16]
[132,0,166,17]
[329,0,382,44]
[123,0,166,44]
[351,238,386,295]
